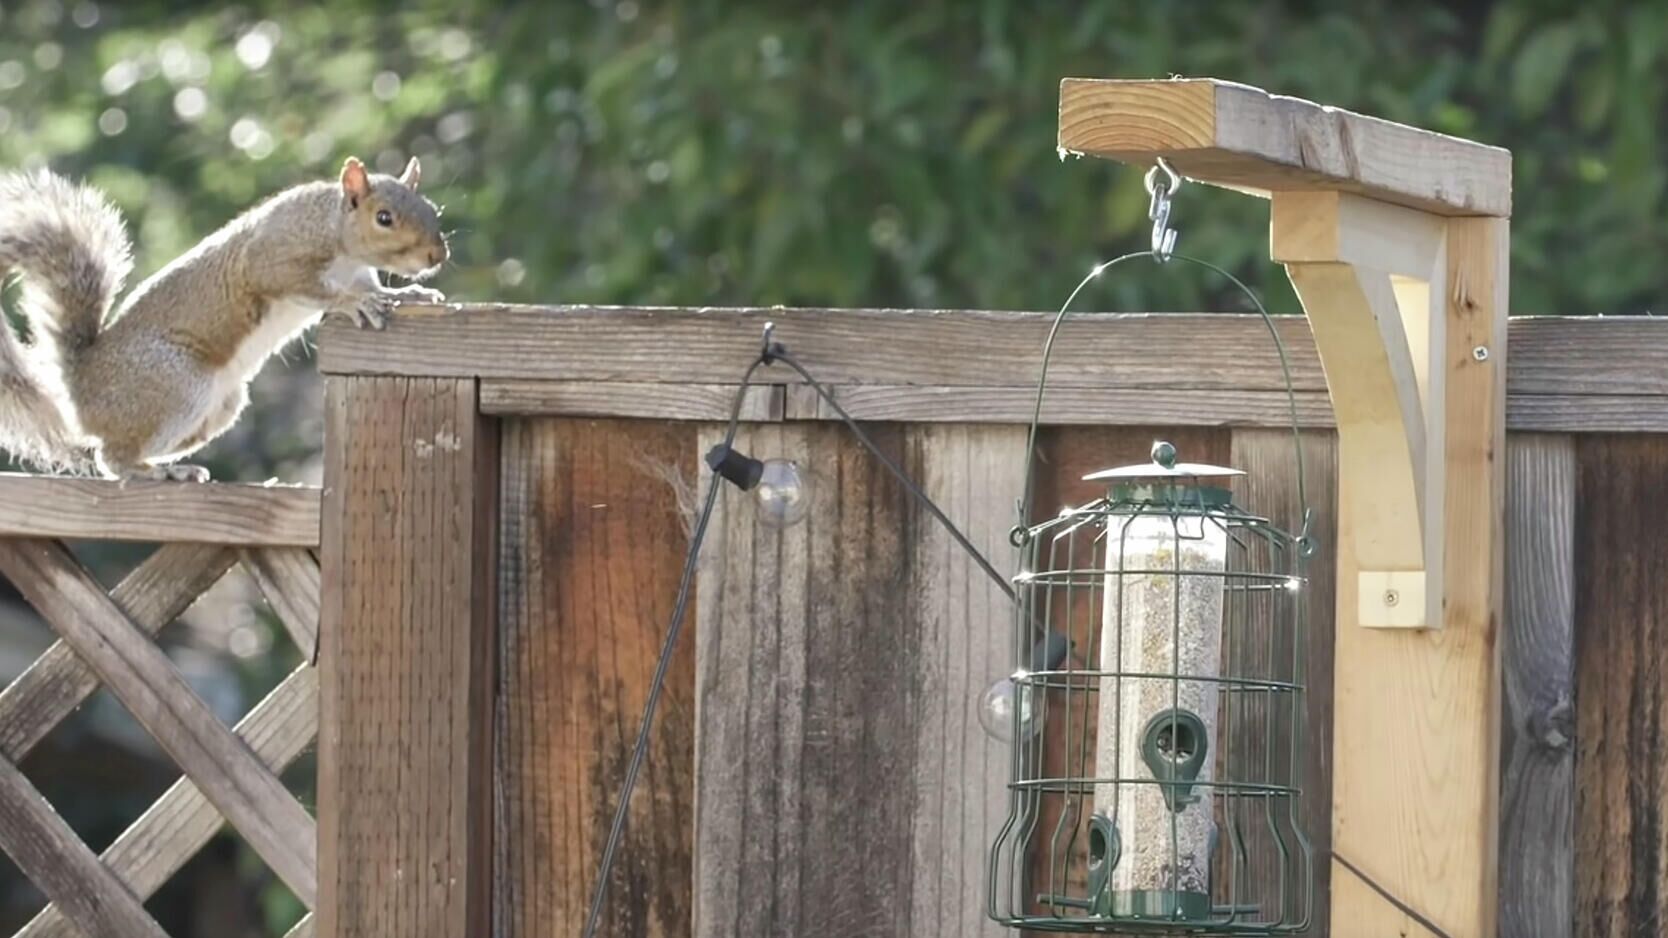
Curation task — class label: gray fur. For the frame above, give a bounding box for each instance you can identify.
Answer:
[0,157,448,481]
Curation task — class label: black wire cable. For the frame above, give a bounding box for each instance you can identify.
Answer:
[579,356,767,938]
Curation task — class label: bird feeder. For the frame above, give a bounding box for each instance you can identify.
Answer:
[988,439,1312,933]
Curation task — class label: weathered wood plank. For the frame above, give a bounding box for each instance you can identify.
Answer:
[782,384,1337,427]
[1574,436,1668,938]
[0,538,318,906]
[319,306,1668,402]
[482,380,784,421]
[1057,78,1511,217]
[0,542,235,762]
[318,306,1326,390]
[1228,428,1338,936]
[239,547,322,655]
[495,417,695,938]
[18,666,319,938]
[317,377,496,938]
[695,422,1020,937]
[0,754,168,938]
[0,476,320,545]
[1499,434,1575,938]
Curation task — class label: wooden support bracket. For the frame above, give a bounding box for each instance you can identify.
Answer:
[1061,77,1509,937]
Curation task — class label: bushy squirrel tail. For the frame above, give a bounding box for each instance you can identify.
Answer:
[0,169,132,471]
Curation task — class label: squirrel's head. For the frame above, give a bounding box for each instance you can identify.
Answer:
[337,156,449,280]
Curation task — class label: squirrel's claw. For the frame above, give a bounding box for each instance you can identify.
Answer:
[351,294,394,330]
[396,285,445,305]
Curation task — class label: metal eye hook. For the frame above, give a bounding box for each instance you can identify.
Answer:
[1144,157,1182,262]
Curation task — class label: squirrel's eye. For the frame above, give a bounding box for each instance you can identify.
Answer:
[375,209,394,227]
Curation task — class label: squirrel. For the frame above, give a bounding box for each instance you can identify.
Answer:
[0,155,448,482]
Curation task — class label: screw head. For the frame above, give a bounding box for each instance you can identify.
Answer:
[1383,589,1401,607]
[1472,346,1490,362]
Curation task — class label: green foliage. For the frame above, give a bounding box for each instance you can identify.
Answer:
[1,0,1662,328]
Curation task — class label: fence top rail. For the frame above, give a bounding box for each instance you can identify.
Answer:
[0,475,321,547]
[317,304,1668,431]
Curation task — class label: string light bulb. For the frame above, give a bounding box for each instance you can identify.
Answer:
[978,631,1070,743]
[705,443,811,529]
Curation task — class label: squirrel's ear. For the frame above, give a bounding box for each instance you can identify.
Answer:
[399,156,421,190]
[340,157,370,207]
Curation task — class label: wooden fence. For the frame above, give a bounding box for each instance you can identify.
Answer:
[0,481,321,938]
[1,303,1665,937]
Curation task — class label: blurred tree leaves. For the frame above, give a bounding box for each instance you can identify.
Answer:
[1,0,1662,327]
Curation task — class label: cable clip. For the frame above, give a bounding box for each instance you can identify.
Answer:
[759,321,785,365]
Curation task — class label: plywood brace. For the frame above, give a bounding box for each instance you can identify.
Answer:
[1060,76,1509,938]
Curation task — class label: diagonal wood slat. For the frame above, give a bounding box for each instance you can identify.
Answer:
[0,543,236,762]
[283,913,315,938]
[18,666,320,938]
[239,547,322,654]
[0,755,168,938]
[0,538,318,907]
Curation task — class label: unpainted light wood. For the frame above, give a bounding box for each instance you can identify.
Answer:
[1499,435,1575,938]
[0,542,235,762]
[0,538,318,907]
[781,383,1337,427]
[0,476,320,545]
[1057,78,1511,217]
[0,754,168,938]
[1283,257,1440,628]
[317,376,496,938]
[494,418,695,938]
[238,547,322,654]
[18,666,320,938]
[1325,217,1506,937]
[283,914,315,938]
[482,380,784,421]
[693,422,1021,937]
[1573,436,1668,938]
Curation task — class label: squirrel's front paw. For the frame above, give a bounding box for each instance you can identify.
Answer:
[349,294,395,330]
[396,285,446,305]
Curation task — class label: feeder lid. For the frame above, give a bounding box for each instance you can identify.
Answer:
[1081,440,1244,482]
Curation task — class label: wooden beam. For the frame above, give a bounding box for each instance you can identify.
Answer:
[0,538,319,907]
[0,476,320,546]
[1499,435,1575,938]
[1057,78,1511,217]
[0,754,168,938]
[318,306,1668,402]
[317,377,496,938]
[238,547,322,655]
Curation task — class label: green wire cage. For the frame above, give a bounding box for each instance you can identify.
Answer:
[985,437,1314,934]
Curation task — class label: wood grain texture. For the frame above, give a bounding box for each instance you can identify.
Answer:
[0,754,168,938]
[1325,217,1506,937]
[482,380,784,421]
[18,666,320,938]
[782,384,1338,428]
[321,307,1668,408]
[1574,436,1668,938]
[239,548,322,655]
[494,417,695,938]
[317,376,497,938]
[318,306,1326,390]
[693,422,1023,938]
[1499,434,1575,938]
[0,475,320,545]
[0,538,317,906]
[0,542,235,762]
[1229,428,1339,936]
[1057,78,1511,217]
